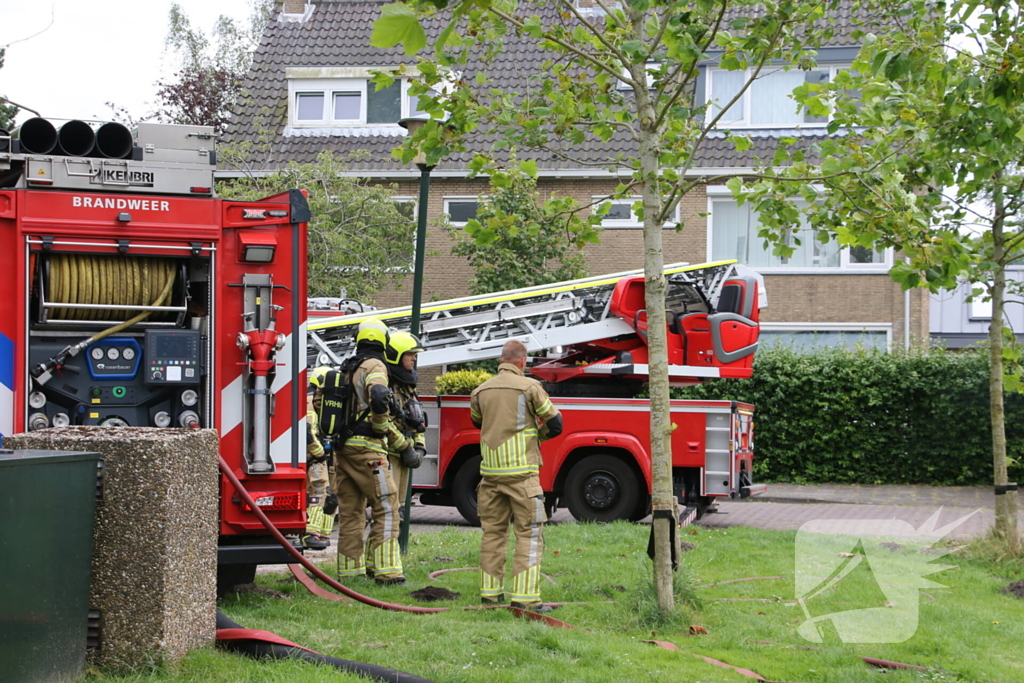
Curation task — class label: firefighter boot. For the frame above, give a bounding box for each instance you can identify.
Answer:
[303,503,329,550]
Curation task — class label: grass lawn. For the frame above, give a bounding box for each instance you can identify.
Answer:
[88,522,1024,683]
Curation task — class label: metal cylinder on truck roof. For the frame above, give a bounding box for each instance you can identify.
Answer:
[0,129,9,153]
[94,122,133,159]
[56,120,96,157]
[12,117,58,154]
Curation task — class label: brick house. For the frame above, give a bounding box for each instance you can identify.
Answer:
[222,0,930,351]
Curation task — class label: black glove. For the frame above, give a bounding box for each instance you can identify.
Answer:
[400,443,423,469]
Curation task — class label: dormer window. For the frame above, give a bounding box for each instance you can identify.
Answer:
[706,64,849,128]
[286,68,430,129]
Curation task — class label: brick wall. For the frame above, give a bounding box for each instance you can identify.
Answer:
[358,176,925,349]
[371,177,708,307]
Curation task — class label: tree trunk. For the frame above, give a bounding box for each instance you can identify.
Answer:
[638,124,675,614]
[989,194,1021,553]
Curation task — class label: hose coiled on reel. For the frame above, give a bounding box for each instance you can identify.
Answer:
[46,253,176,321]
[31,254,178,382]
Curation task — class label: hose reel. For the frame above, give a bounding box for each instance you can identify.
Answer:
[39,253,183,324]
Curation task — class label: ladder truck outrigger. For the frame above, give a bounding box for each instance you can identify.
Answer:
[1,118,311,592]
[308,260,768,525]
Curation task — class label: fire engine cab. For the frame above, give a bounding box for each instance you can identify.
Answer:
[1,119,309,590]
[308,261,768,525]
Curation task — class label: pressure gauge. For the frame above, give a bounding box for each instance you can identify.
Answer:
[122,347,136,361]
[91,347,105,360]
[106,347,120,361]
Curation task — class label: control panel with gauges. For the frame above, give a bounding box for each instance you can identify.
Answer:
[145,330,202,385]
[87,338,142,380]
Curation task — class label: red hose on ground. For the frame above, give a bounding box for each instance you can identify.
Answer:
[218,457,448,614]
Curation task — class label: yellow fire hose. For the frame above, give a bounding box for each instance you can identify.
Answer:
[31,254,177,381]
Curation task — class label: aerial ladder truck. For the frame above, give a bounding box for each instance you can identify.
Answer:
[308,260,767,525]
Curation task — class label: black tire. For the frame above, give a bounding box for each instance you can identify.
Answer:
[564,454,642,523]
[630,493,652,522]
[452,455,482,526]
[217,563,257,598]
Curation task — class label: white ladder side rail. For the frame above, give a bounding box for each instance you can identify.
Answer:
[308,285,616,366]
[307,261,738,367]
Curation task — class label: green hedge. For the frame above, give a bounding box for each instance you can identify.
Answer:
[674,346,1024,485]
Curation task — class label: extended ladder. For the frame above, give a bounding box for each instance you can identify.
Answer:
[307,260,750,369]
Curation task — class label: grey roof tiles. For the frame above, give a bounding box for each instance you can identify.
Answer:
[224,0,869,173]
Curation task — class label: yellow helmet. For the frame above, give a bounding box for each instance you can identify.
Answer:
[308,366,333,388]
[386,331,424,365]
[355,318,389,346]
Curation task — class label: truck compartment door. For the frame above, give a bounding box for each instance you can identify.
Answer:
[703,411,733,496]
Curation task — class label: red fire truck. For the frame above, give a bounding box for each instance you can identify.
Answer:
[308,261,767,525]
[1,119,309,590]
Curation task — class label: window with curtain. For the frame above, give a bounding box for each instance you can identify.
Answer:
[707,66,843,127]
[711,198,840,268]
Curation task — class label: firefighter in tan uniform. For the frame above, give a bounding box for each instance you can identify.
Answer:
[333,319,415,585]
[364,331,426,574]
[385,331,427,505]
[302,367,335,550]
[470,339,563,612]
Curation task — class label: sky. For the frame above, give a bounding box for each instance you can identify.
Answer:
[1,0,255,127]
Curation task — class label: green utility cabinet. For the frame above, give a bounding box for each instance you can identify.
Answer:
[0,449,102,683]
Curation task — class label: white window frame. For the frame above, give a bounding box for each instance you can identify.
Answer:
[594,196,678,229]
[969,282,993,320]
[705,64,850,129]
[705,186,891,272]
[575,0,622,16]
[616,62,660,91]
[759,322,893,351]
[841,244,892,269]
[288,77,421,127]
[443,197,480,226]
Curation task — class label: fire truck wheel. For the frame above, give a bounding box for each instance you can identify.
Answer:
[564,455,641,523]
[629,494,652,522]
[452,455,482,527]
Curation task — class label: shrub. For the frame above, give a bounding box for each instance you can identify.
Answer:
[435,369,494,396]
[675,345,1024,486]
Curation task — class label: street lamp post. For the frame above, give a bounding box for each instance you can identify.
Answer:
[397,115,432,553]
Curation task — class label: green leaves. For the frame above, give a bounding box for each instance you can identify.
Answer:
[370,3,428,55]
[446,166,592,295]
[218,149,416,300]
[678,346,1024,485]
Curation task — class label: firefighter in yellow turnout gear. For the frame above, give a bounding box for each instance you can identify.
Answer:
[385,331,427,504]
[364,331,426,574]
[303,367,335,550]
[470,340,563,612]
[332,319,415,585]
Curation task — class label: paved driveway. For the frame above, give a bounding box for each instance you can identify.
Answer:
[406,484,1022,541]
